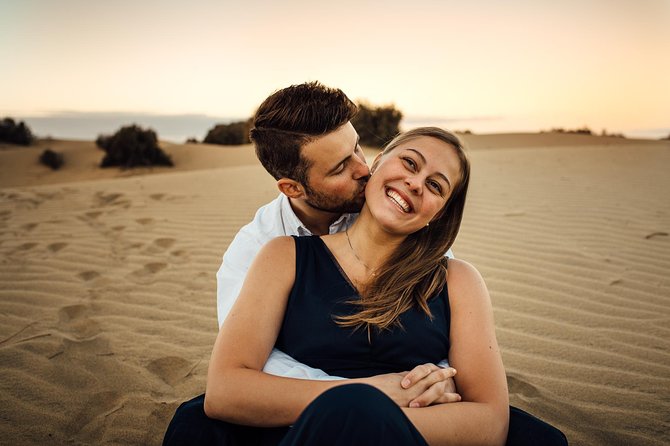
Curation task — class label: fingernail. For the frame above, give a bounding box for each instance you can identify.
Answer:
[409,402,420,408]
[401,379,410,388]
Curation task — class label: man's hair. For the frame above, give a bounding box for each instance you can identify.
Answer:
[249,81,358,184]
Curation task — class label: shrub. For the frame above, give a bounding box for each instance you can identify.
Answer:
[203,120,251,145]
[600,129,625,138]
[548,127,592,135]
[351,103,403,147]
[96,124,173,168]
[39,149,64,170]
[0,117,34,145]
[186,137,198,144]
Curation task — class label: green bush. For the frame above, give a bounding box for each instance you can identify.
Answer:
[204,120,251,145]
[39,149,64,170]
[351,103,403,147]
[96,125,173,168]
[0,117,34,145]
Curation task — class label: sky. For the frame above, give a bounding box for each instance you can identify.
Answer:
[1,0,669,138]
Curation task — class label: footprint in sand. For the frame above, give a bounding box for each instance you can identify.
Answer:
[78,270,101,281]
[507,375,540,398]
[136,217,154,226]
[94,192,125,207]
[154,238,175,249]
[48,242,68,253]
[21,222,38,231]
[58,304,102,340]
[16,242,38,251]
[147,356,198,386]
[150,193,165,201]
[144,262,167,273]
[85,211,103,219]
[0,210,12,220]
[111,225,125,231]
[64,391,125,437]
[143,237,176,254]
[129,262,167,281]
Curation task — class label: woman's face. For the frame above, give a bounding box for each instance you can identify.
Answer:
[365,136,462,235]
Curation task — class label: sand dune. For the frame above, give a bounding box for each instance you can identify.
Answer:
[1,134,668,445]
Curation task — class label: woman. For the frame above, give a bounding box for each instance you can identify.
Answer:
[204,127,509,445]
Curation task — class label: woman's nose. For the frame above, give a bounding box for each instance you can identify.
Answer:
[405,175,422,193]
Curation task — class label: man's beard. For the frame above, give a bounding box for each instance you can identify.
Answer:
[303,180,367,214]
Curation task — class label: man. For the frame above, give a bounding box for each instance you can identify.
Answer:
[163,82,567,446]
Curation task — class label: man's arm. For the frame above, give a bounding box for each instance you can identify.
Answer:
[217,223,343,379]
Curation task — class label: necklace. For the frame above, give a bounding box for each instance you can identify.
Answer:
[345,227,377,276]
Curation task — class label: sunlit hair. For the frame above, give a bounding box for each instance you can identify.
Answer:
[249,81,358,184]
[335,127,470,335]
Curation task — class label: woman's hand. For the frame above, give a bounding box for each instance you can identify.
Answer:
[361,363,461,407]
[401,363,461,407]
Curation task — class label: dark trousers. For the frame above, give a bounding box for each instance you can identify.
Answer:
[163,385,568,446]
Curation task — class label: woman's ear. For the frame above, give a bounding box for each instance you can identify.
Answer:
[276,178,306,199]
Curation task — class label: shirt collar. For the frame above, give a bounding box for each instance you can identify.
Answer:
[278,194,357,236]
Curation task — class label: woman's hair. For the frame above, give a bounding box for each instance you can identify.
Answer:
[336,127,471,335]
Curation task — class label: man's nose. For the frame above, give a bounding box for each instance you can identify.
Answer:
[352,155,370,179]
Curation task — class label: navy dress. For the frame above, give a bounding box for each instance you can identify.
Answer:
[276,236,451,379]
[163,236,568,445]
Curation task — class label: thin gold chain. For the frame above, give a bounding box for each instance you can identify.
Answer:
[345,227,377,276]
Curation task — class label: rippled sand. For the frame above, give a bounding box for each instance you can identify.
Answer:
[1,134,668,445]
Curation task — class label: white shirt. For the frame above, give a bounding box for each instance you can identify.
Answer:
[216,194,355,379]
[216,193,450,380]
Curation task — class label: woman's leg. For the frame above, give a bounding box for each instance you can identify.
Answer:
[162,393,288,446]
[506,406,568,446]
[279,384,428,446]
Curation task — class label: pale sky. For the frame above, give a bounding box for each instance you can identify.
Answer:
[1,0,669,135]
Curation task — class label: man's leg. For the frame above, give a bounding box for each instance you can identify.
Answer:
[162,393,288,446]
[279,384,428,446]
[507,405,568,446]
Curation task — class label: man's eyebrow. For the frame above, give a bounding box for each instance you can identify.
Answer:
[406,148,452,189]
[326,136,361,175]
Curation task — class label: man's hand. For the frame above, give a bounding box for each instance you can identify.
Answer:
[401,363,461,407]
[361,363,460,408]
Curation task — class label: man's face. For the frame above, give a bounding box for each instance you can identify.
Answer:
[300,122,370,214]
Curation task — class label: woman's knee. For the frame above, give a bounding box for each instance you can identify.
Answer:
[308,384,396,420]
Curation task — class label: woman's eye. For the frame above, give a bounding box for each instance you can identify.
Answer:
[403,158,416,171]
[428,180,443,194]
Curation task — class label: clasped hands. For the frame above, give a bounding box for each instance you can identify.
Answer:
[364,363,461,408]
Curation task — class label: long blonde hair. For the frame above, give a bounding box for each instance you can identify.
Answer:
[335,127,470,335]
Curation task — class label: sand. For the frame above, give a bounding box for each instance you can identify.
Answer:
[1,134,668,445]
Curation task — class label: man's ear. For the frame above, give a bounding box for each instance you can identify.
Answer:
[370,152,384,174]
[277,178,306,199]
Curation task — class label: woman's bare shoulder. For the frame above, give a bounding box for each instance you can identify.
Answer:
[446,258,490,305]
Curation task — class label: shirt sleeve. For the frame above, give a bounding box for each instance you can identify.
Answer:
[216,215,346,380]
[263,349,345,380]
[216,228,263,328]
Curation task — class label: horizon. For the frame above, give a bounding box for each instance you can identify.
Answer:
[5,111,668,143]
[2,0,669,139]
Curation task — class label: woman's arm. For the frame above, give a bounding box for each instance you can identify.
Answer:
[204,236,342,426]
[204,237,453,426]
[403,259,509,446]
